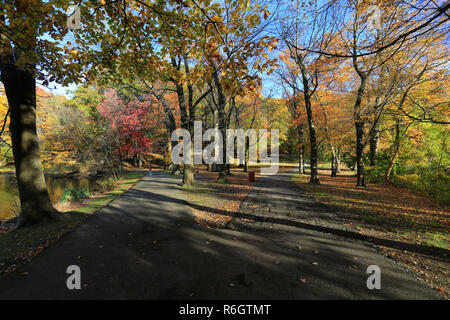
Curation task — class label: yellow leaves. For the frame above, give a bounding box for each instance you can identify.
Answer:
[264,10,270,20]
[211,15,223,23]
[0,89,9,136]
[268,43,278,52]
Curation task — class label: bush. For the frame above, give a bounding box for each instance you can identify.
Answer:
[61,187,91,202]
[417,168,449,205]
[97,178,118,192]
[391,169,449,205]
[365,165,386,183]
[364,151,397,183]
[341,152,356,170]
[363,149,449,205]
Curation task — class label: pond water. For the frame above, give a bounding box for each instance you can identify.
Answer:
[0,174,98,221]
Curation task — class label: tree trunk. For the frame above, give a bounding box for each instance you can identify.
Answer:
[369,122,380,166]
[301,146,306,174]
[171,57,195,186]
[336,148,341,173]
[298,151,304,174]
[297,124,304,174]
[355,120,366,186]
[182,143,195,186]
[2,63,59,226]
[182,164,195,186]
[353,67,368,187]
[306,102,319,184]
[384,120,400,184]
[167,137,173,170]
[244,136,249,173]
[212,66,228,182]
[330,146,337,177]
[297,57,319,184]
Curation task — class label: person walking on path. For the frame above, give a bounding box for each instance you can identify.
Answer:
[148,163,152,176]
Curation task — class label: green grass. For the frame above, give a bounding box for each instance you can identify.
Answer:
[71,171,143,215]
[183,183,221,205]
[424,232,449,249]
[0,170,143,276]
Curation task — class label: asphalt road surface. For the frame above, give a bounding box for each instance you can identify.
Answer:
[0,171,442,299]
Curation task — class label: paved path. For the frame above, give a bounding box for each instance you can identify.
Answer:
[0,171,442,299]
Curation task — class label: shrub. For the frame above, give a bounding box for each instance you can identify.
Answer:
[365,152,392,183]
[97,178,118,192]
[61,187,91,202]
[392,169,449,205]
[341,152,356,170]
[365,165,386,184]
[364,149,449,205]
[417,168,449,205]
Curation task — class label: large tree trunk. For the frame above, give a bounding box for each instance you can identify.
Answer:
[353,68,368,187]
[171,57,195,186]
[305,98,319,184]
[2,63,59,226]
[212,66,228,182]
[297,57,319,184]
[183,164,195,186]
[182,146,195,187]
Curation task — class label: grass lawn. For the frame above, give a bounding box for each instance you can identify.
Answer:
[0,171,144,278]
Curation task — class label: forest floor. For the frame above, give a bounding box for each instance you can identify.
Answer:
[292,169,449,297]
